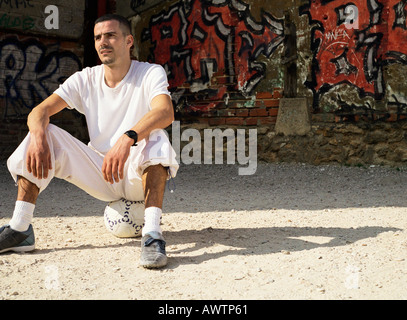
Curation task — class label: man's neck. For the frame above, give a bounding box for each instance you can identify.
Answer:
[103,59,132,88]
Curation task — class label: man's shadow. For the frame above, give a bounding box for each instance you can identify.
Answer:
[163,225,400,268]
[21,224,399,270]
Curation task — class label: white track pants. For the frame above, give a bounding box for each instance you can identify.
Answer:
[7,124,179,202]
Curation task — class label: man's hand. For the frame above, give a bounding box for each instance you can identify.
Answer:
[102,134,134,184]
[25,94,67,179]
[26,132,52,179]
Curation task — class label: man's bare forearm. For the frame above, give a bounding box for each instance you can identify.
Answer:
[27,107,50,137]
[130,94,174,143]
[27,94,68,136]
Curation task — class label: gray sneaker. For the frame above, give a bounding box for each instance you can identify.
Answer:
[0,224,35,254]
[139,232,167,269]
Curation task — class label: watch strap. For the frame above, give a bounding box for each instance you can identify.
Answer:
[124,130,138,146]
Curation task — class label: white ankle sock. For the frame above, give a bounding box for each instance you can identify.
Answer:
[142,206,162,236]
[9,201,35,232]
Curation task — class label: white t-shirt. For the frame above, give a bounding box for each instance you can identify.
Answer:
[54,60,171,154]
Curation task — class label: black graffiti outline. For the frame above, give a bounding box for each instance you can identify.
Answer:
[0,36,81,118]
[388,94,407,120]
[301,0,407,112]
[130,0,147,12]
[330,47,358,76]
[393,0,407,30]
[300,0,386,110]
[142,0,284,109]
[335,94,389,121]
[0,0,34,9]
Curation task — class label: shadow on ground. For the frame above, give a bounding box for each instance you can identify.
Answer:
[11,225,399,269]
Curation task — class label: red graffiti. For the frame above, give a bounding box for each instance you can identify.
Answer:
[380,0,407,63]
[306,0,381,97]
[143,0,284,112]
[304,0,407,106]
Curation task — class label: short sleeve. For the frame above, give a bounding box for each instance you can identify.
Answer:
[146,64,171,106]
[53,70,86,114]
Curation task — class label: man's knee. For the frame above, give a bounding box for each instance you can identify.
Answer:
[142,165,168,186]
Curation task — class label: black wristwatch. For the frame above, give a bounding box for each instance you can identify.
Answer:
[124,130,138,146]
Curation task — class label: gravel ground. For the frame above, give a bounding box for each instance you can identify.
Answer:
[0,160,406,300]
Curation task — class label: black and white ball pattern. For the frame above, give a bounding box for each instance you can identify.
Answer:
[104,199,145,238]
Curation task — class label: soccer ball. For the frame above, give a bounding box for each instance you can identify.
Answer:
[104,199,145,238]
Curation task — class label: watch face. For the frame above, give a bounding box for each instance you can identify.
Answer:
[126,130,137,144]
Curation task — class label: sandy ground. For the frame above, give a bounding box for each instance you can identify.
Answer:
[0,159,407,300]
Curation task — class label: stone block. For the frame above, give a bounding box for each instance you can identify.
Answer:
[275,98,311,136]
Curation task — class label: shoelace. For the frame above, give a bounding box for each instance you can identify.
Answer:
[166,168,176,193]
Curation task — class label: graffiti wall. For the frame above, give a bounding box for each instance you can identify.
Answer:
[2,0,407,163]
[0,36,82,118]
[132,0,285,124]
[0,0,86,158]
[142,0,284,100]
[301,0,407,120]
[127,0,407,123]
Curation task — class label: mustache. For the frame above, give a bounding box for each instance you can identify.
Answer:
[99,46,113,52]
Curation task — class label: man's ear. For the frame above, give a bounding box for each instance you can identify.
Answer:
[127,35,134,47]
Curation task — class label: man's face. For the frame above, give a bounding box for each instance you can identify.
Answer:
[94,19,133,66]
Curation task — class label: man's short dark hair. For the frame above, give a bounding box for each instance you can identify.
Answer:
[95,14,131,35]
